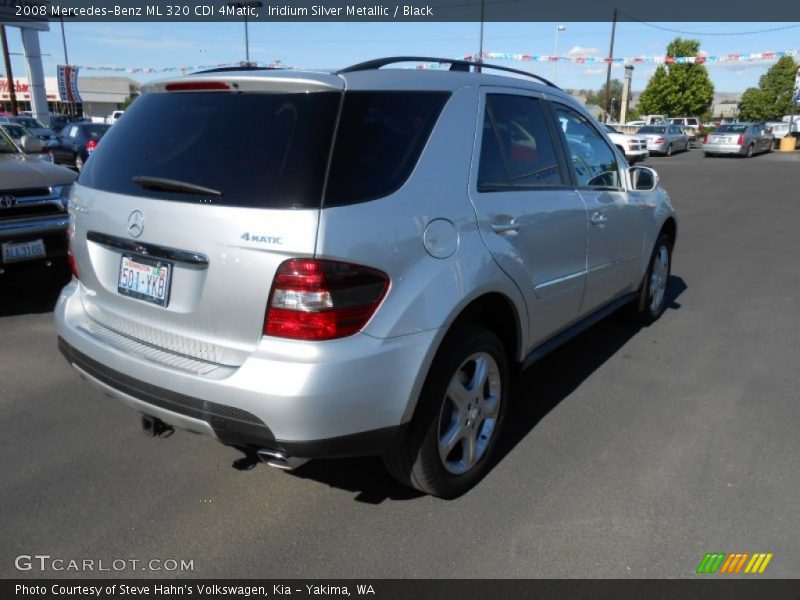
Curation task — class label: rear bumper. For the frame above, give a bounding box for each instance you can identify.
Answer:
[625,149,649,162]
[55,281,437,457]
[703,143,745,155]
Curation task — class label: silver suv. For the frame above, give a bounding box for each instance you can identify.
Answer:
[56,58,677,498]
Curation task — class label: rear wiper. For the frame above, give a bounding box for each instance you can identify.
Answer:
[132,176,223,197]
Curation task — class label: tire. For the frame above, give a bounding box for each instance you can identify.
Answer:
[75,154,84,172]
[746,144,754,158]
[383,324,509,499]
[631,233,672,324]
[665,144,673,157]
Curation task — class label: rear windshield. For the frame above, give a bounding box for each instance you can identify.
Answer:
[639,126,665,133]
[82,124,111,138]
[715,124,748,133]
[80,92,341,209]
[80,89,448,209]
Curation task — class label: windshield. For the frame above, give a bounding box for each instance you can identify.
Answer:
[715,124,748,133]
[0,128,19,153]
[639,126,666,133]
[2,124,30,139]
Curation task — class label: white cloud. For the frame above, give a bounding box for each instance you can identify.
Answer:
[566,46,601,57]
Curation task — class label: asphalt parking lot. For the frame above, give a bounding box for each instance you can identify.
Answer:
[1,149,799,579]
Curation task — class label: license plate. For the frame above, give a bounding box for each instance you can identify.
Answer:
[117,254,172,307]
[1,239,46,263]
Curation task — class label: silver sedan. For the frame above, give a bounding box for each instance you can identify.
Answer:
[703,123,774,157]
[637,125,690,157]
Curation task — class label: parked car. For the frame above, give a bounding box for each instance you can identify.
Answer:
[49,114,89,135]
[765,120,799,149]
[0,126,76,274]
[637,124,690,156]
[51,122,111,171]
[56,58,678,498]
[703,122,774,157]
[625,120,646,128]
[669,116,701,143]
[602,124,649,163]
[0,115,60,149]
[0,123,54,162]
[107,110,125,124]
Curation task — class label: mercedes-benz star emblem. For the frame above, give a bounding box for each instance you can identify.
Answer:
[127,210,145,238]
[0,195,17,208]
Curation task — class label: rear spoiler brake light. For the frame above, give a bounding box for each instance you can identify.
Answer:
[165,81,231,92]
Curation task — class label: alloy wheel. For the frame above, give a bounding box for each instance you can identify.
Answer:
[437,352,502,475]
[649,245,669,314]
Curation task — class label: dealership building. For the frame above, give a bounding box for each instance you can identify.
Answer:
[0,75,139,119]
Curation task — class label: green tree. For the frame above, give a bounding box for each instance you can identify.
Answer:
[637,38,715,117]
[738,56,798,121]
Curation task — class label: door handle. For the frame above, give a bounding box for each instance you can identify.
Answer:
[491,221,520,234]
[590,212,608,226]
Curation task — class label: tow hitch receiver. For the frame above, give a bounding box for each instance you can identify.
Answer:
[141,415,175,438]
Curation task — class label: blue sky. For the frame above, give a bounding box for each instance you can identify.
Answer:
[4,21,799,92]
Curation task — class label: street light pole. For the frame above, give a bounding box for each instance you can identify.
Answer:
[477,0,485,73]
[553,25,565,84]
[604,8,618,121]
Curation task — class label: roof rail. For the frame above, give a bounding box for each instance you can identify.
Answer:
[338,56,560,89]
[192,65,283,75]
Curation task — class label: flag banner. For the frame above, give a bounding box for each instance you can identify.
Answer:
[57,65,82,103]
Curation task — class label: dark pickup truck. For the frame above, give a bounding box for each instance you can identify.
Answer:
[0,127,77,274]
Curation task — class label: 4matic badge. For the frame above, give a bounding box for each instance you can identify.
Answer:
[240,232,283,245]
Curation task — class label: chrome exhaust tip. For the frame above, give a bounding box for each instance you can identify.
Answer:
[257,449,308,471]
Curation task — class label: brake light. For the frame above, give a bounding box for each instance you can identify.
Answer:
[737,134,744,145]
[703,135,708,144]
[165,81,230,92]
[264,259,389,340]
[66,223,79,280]
[85,139,98,153]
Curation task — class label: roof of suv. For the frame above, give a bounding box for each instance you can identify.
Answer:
[142,58,575,103]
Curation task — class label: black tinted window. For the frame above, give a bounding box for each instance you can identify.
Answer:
[324,91,449,207]
[639,126,666,134]
[478,94,563,190]
[80,91,340,209]
[554,104,620,188]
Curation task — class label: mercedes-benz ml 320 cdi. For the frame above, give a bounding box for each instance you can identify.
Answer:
[57,58,677,498]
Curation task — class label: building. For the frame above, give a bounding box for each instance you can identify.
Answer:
[0,76,139,120]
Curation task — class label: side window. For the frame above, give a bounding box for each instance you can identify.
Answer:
[478,94,563,190]
[553,105,620,189]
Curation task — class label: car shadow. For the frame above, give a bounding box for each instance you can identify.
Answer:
[0,263,71,318]
[286,275,687,503]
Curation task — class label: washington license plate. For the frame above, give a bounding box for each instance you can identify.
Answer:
[117,254,172,307]
[2,239,46,263]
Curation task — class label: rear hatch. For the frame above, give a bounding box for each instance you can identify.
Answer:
[70,73,344,366]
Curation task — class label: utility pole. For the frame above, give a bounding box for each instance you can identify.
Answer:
[553,25,565,84]
[0,25,18,116]
[477,0,485,73]
[604,8,618,121]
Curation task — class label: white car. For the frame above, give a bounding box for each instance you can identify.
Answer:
[603,124,649,163]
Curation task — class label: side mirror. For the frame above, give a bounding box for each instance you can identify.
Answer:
[629,166,658,191]
[20,134,43,154]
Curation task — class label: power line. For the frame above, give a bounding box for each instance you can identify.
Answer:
[618,14,800,37]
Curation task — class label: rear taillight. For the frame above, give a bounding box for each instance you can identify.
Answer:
[264,259,389,341]
[654,137,665,143]
[703,135,708,144]
[66,223,79,280]
[737,134,744,145]
[85,139,98,153]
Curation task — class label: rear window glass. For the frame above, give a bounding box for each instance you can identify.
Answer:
[639,126,666,133]
[82,124,111,139]
[324,91,449,207]
[80,91,341,209]
[715,124,748,133]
